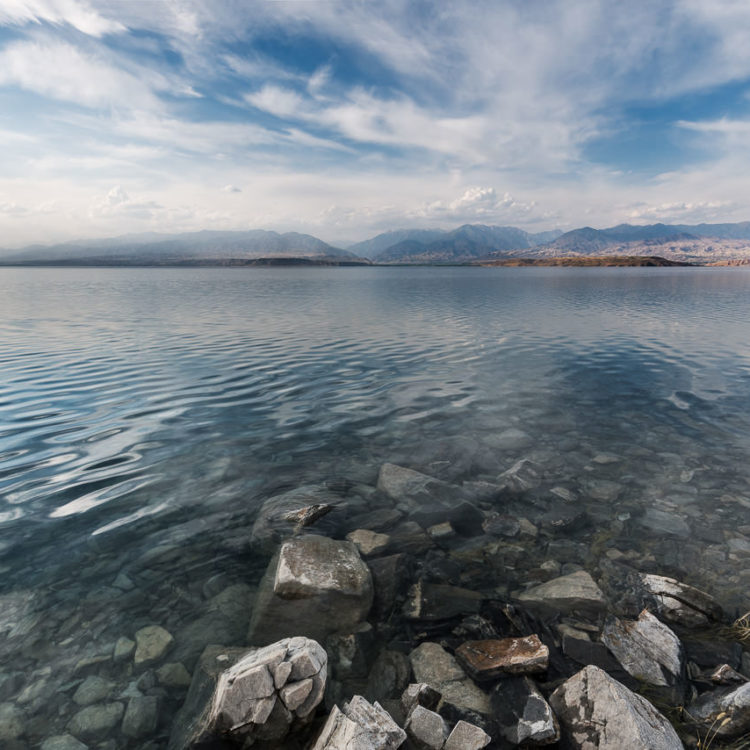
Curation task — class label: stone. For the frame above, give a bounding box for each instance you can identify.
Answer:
[0,703,24,740]
[711,664,747,685]
[601,609,685,691]
[404,705,448,750]
[689,682,750,738]
[491,428,533,451]
[40,736,88,750]
[428,521,456,540]
[401,683,441,716]
[134,625,174,668]
[639,573,722,627]
[156,662,192,689]
[410,642,490,716]
[366,650,411,704]
[347,529,390,557]
[455,635,549,681]
[639,508,691,538]
[248,535,373,646]
[168,637,327,750]
[113,636,135,663]
[491,676,559,745]
[497,459,542,493]
[549,665,683,749]
[311,695,406,749]
[250,484,344,554]
[377,462,453,508]
[482,513,521,538]
[369,553,412,619]
[327,624,375,680]
[68,703,125,741]
[387,521,434,555]
[122,696,159,738]
[443,720,491,750]
[516,570,608,618]
[73,675,115,706]
[403,580,482,621]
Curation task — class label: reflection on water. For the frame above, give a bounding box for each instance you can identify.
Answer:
[1,266,750,743]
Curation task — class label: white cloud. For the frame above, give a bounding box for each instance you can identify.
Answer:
[222,184,241,193]
[0,0,125,36]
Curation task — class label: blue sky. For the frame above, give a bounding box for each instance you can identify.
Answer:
[2,0,750,247]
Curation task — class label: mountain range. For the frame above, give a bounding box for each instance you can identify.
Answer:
[3,221,750,265]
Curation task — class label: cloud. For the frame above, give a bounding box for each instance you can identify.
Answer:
[0,0,125,37]
[222,184,241,193]
[89,185,164,219]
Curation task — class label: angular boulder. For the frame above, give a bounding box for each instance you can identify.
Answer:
[455,636,549,681]
[248,535,373,646]
[310,695,406,750]
[549,665,683,749]
[516,570,608,618]
[689,682,750,738]
[443,720,491,750]
[377,463,456,510]
[168,637,327,750]
[639,573,722,628]
[491,676,559,746]
[496,459,542,494]
[601,609,685,696]
[404,705,448,750]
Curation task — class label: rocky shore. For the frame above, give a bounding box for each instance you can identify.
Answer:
[2,460,750,749]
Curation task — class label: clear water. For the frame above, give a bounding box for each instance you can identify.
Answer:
[1,266,750,744]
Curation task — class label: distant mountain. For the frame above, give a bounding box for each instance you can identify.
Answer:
[0,230,361,265]
[347,229,447,258]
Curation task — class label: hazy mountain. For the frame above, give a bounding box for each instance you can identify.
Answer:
[1,230,359,265]
[347,229,447,258]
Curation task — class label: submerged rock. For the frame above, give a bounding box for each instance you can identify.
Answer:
[68,703,125,742]
[248,535,373,646]
[491,676,559,746]
[169,637,327,749]
[516,570,608,618]
[455,636,549,681]
[377,463,455,510]
[134,625,174,668]
[310,695,406,750]
[496,458,542,494]
[403,581,482,621]
[549,665,683,749]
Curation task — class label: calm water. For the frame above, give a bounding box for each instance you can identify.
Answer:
[1,266,750,744]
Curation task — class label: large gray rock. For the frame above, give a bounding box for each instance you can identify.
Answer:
[377,463,455,510]
[601,609,685,694]
[496,459,542,494]
[443,720,491,750]
[169,637,327,750]
[549,665,683,749]
[248,535,373,646]
[68,703,125,742]
[250,484,345,555]
[689,682,750,738]
[404,705,448,750]
[516,571,608,618]
[491,676,559,745]
[122,696,159,738]
[639,573,722,627]
[311,695,406,749]
[134,625,174,668]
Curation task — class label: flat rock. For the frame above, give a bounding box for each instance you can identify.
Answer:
[496,459,542,493]
[403,581,482,621]
[549,665,683,749]
[311,695,406,750]
[248,535,373,645]
[443,720,491,750]
[377,463,456,510]
[639,573,722,627]
[404,705,448,750]
[68,703,125,741]
[491,676,559,745]
[516,570,608,618]
[689,682,750,738]
[455,636,549,681]
[639,508,691,538]
[134,625,174,668]
[347,529,390,557]
[122,695,159,738]
[601,609,684,690]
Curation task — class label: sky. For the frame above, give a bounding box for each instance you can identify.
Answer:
[2,0,750,248]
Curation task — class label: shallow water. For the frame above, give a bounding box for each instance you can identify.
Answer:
[1,266,750,744]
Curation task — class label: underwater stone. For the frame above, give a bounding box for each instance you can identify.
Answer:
[134,625,174,668]
[0,702,24,740]
[516,570,608,618]
[346,528,390,557]
[68,703,125,741]
[121,695,159,738]
[73,675,116,707]
[40,736,88,750]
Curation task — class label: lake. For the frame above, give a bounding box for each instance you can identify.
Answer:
[1,265,749,744]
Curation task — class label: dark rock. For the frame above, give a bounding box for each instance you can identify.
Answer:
[401,683,442,716]
[451,615,500,641]
[561,637,638,688]
[365,650,411,704]
[482,514,521,538]
[368,553,413,619]
[386,521,434,555]
[683,639,742,670]
[403,581,482,621]
[491,675,559,745]
[346,508,404,534]
[122,696,159,739]
[455,636,549,681]
[326,625,375,681]
[710,664,747,685]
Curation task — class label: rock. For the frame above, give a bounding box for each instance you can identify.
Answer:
[346,508,404,533]
[711,664,747,685]
[134,625,174,668]
[689,682,750,738]
[387,521,434,555]
[639,573,722,627]
[377,463,453,508]
[40,736,88,750]
[482,513,520,538]
[403,581,482,621]
[443,720,491,750]
[428,521,456,540]
[366,650,411,704]
[156,662,192,689]
[411,500,485,537]
[639,508,691,538]
[516,570,608,618]
[0,703,24,740]
[347,529,390,557]
[491,676,559,745]
[549,665,683,749]
[168,637,327,750]
[369,553,412,619]
[310,695,406,749]
[455,635,549,681]
[122,696,159,738]
[496,459,541,493]
[401,683,441,716]
[490,428,533,451]
[248,535,373,646]
[68,703,125,741]
[410,642,490,716]
[250,484,344,554]
[327,625,375,680]
[601,609,685,693]
[405,705,448,750]
[113,636,135,663]
[72,675,115,706]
